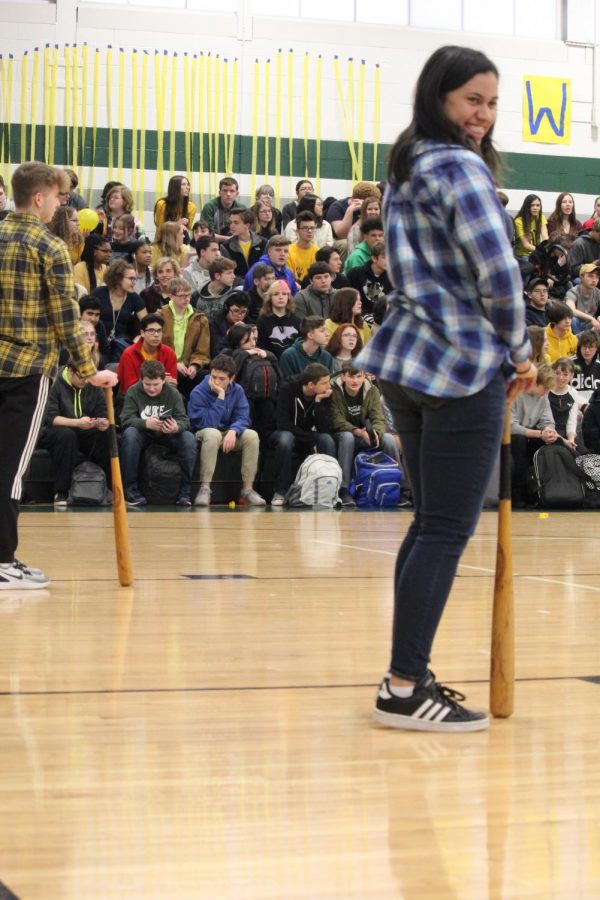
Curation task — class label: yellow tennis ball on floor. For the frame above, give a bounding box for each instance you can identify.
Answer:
[229,501,236,509]
[538,512,549,519]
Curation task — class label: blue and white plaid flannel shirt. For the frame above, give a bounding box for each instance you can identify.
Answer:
[358,140,530,398]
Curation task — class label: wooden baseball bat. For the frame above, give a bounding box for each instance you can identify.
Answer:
[490,404,514,718]
[104,388,134,587]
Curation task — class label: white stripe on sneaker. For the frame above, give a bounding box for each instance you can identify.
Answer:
[420,702,444,721]
[413,699,435,718]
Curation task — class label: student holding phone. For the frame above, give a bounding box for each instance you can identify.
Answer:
[40,360,112,508]
[120,359,198,507]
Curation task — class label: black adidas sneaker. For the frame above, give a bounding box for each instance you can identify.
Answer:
[373,670,489,733]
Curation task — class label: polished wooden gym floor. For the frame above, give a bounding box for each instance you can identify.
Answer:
[0,507,598,899]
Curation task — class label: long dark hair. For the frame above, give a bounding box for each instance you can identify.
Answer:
[388,46,501,185]
[297,194,323,228]
[154,175,190,226]
[516,194,544,244]
[80,234,110,291]
[550,192,577,229]
[329,288,364,329]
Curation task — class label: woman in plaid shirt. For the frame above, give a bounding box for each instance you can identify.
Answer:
[361,46,537,732]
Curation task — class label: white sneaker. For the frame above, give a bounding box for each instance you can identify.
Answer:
[240,488,266,507]
[270,492,286,507]
[0,561,50,590]
[194,485,211,507]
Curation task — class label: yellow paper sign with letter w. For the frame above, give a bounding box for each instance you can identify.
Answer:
[523,76,571,144]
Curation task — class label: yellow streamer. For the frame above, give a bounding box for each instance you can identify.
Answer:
[348,58,355,162]
[169,52,177,178]
[117,48,125,182]
[31,48,40,161]
[0,57,7,177]
[20,52,27,164]
[131,50,138,210]
[154,51,165,198]
[372,64,381,181]
[80,44,87,192]
[333,56,359,186]
[205,54,214,195]
[302,53,309,178]
[106,45,113,180]
[214,55,221,180]
[275,50,282,207]
[140,51,148,218]
[264,59,271,181]
[197,53,205,206]
[228,58,238,177]
[43,46,50,163]
[183,53,192,181]
[72,45,80,185]
[250,59,259,199]
[222,58,229,175]
[50,46,58,165]
[92,48,100,200]
[288,50,294,190]
[315,55,322,195]
[64,46,72,163]
[357,59,365,181]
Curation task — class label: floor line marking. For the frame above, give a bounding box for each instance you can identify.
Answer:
[0,674,596,698]
[314,540,600,593]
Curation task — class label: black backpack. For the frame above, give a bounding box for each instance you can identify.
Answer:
[532,444,586,508]
[237,355,280,401]
[68,461,112,507]
[139,444,182,505]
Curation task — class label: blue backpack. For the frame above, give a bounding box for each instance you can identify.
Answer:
[350,450,403,508]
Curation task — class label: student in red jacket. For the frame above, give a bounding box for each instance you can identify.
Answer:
[117,314,178,394]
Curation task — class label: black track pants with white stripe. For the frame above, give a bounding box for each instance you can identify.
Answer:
[0,374,49,563]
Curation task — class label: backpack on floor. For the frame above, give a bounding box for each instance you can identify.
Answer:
[139,444,182,505]
[237,355,280,401]
[350,450,403,508]
[285,454,342,508]
[532,444,586,508]
[68,461,112,507]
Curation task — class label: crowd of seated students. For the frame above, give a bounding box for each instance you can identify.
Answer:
[34,169,404,508]
[32,169,600,511]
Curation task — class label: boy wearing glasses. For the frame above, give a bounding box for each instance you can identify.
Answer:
[159,277,210,401]
[286,211,319,284]
[524,278,550,327]
[116,314,178,394]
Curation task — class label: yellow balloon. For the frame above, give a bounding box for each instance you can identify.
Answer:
[77,208,100,232]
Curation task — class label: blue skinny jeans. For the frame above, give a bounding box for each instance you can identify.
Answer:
[380,370,505,682]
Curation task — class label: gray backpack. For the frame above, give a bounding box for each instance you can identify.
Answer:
[68,462,112,507]
[285,454,342,508]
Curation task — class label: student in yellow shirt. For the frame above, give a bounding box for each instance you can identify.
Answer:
[286,212,319,285]
[153,175,197,234]
[545,300,578,363]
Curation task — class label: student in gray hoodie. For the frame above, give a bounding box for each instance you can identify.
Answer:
[293,262,336,321]
[510,364,558,504]
[279,316,334,380]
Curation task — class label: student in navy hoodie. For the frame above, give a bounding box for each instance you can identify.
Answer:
[188,354,266,507]
[243,235,297,295]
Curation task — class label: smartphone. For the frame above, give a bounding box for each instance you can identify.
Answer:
[158,409,173,421]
